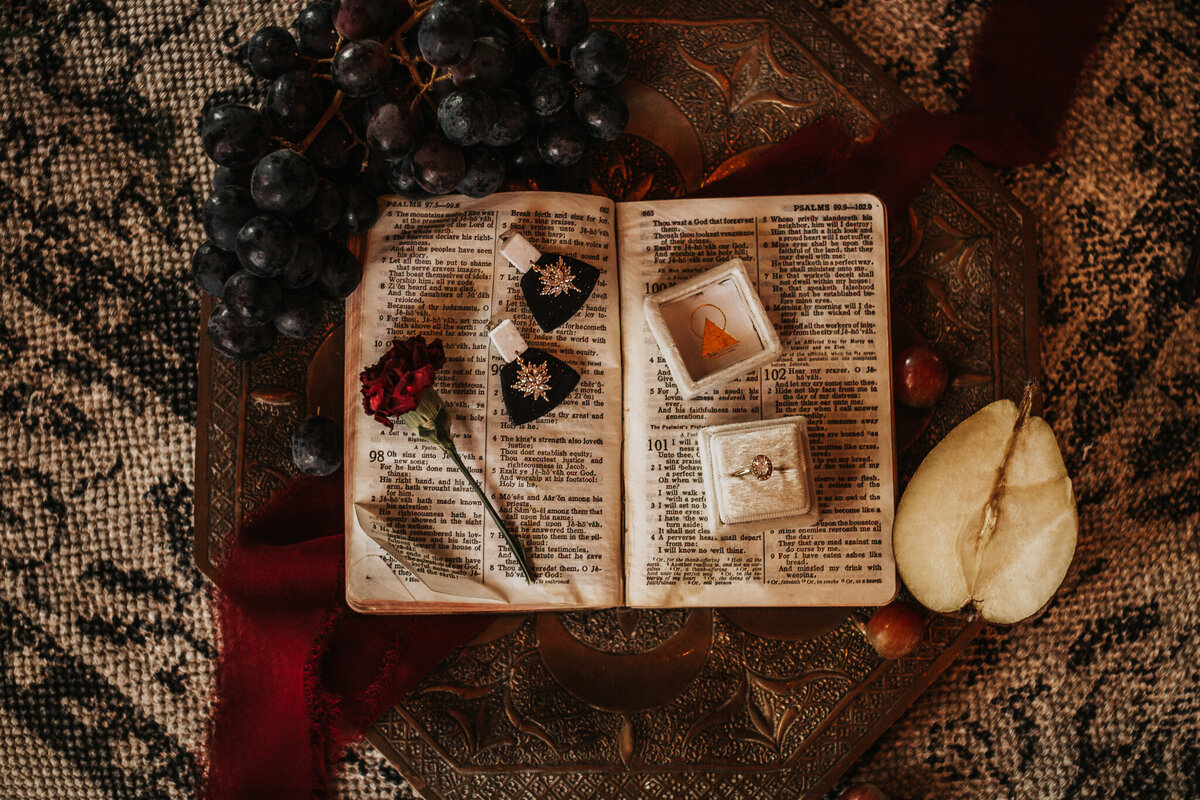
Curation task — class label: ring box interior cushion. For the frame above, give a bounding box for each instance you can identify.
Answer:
[643,258,782,399]
[699,416,820,533]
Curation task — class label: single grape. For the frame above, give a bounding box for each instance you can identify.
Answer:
[537,117,587,167]
[574,87,628,141]
[540,0,588,49]
[449,35,514,88]
[437,89,497,146]
[332,39,392,97]
[296,179,344,231]
[248,26,300,80]
[251,149,318,215]
[506,133,544,173]
[894,345,950,409]
[457,146,504,198]
[411,135,467,194]
[212,165,251,190]
[208,303,276,361]
[224,270,284,326]
[333,0,394,39]
[280,235,323,289]
[417,3,474,67]
[366,99,421,158]
[201,104,269,167]
[434,0,481,27]
[316,241,364,300]
[306,124,356,174]
[235,215,298,277]
[291,415,343,476]
[341,181,381,234]
[385,155,423,196]
[863,601,925,659]
[202,186,258,251]
[296,1,339,57]
[274,288,326,339]
[526,67,570,116]
[264,70,326,139]
[571,29,629,88]
[192,242,240,297]
[484,88,532,146]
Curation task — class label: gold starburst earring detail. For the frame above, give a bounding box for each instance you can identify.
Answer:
[498,228,601,332]
[532,257,579,296]
[512,356,553,402]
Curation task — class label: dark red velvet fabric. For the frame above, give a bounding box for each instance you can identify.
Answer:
[204,1,1113,796]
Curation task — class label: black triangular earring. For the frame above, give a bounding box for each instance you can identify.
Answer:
[499,228,599,332]
[489,319,580,426]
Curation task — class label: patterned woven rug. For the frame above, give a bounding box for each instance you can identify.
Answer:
[1,0,1196,797]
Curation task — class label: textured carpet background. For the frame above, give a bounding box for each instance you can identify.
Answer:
[1,0,1197,798]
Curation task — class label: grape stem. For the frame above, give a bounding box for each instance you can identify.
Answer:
[297,89,345,153]
[483,0,558,66]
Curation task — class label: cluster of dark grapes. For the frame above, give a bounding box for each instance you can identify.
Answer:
[194,0,629,367]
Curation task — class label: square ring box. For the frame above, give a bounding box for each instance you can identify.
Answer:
[698,416,820,537]
[643,258,782,399]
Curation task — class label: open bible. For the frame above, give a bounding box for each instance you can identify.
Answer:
[344,191,896,612]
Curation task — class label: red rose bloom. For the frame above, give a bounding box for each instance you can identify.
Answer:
[359,336,447,427]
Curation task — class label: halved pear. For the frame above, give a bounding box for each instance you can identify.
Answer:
[893,388,1077,624]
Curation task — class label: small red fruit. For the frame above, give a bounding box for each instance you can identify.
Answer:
[864,600,925,659]
[837,783,889,800]
[894,344,950,409]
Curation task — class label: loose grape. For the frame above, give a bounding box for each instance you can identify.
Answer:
[571,29,629,88]
[235,215,298,277]
[411,135,467,194]
[201,104,269,167]
[894,345,950,409]
[537,117,587,167]
[295,1,338,57]
[248,26,300,80]
[526,67,570,116]
[251,149,318,215]
[574,87,628,140]
[208,303,277,361]
[863,601,925,659]
[437,89,497,146]
[224,271,284,326]
[332,39,392,97]
[540,0,588,49]
[417,3,474,67]
[457,146,504,198]
[274,288,326,339]
[192,242,240,297]
[291,415,343,476]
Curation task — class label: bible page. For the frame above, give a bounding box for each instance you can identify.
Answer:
[346,191,623,612]
[617,194,896,608]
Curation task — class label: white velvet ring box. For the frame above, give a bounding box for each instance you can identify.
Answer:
[643,258,782,399]
[698,416,820,537]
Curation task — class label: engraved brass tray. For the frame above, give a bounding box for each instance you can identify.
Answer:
[193,0,1038,796]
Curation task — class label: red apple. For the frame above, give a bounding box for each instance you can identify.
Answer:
[894,345,950,409]
[864,601,925,659]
